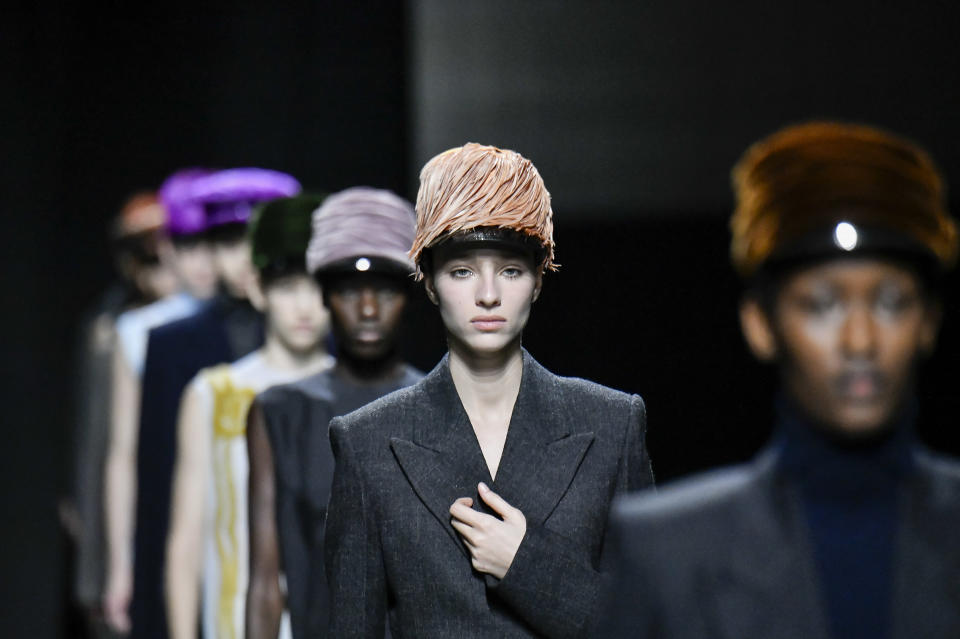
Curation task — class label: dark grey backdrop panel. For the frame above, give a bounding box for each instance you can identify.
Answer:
[411,0,960,215]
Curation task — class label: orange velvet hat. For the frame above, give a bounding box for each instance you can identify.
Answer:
[730,121,958,277]
[409,143,557,279]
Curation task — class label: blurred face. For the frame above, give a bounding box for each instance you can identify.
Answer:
[741,258,939,437]
[165,239,217,299]
[326,272,408,361]
[136,261,178,300]
[425,245,542,357]
[263,273,329,354]
[213,238,256,299]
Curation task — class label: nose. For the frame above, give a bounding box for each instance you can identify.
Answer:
[294,285,321,314]
[840,303,878,358]
[358,288,380,319]
[475,270,501,309]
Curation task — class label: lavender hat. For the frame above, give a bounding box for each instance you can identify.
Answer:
[306,187,416,276]
[160,167,301,236]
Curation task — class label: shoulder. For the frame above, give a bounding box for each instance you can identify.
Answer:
[329,378,427,439]
[259,370,335,406]
[399,364,426,386]
[612,460,761,533]
[525,350,638,408]
[149,301,215,343]
[556,373,639,409]
[915,447,960,495]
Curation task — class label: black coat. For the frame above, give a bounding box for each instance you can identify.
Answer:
[597,447,960,639]
[324,350,654,638]
[130,296,263,639]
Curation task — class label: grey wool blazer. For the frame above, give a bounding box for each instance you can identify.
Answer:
[596,447,960,639]
[323,350,654,638]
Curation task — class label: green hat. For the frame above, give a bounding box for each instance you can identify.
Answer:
[249,194,326,272]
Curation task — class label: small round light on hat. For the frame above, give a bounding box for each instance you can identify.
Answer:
[355,257,371,271]
[833,221,859,251]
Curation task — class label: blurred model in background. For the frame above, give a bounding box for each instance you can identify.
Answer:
[117,168,300,639]
[103,173,219,634]
[246,187,423,639]
[165,195,333,639]
[66,192,175,638]
[600,122,960,639]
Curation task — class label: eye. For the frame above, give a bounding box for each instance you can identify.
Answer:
[500,266,524,279]
[873,286,917,317]
[449,267,473,279]
[795,292,841,316]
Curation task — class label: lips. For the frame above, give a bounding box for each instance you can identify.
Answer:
[471,316,507,331]
[834,369,888,401]
[354,327,385,343]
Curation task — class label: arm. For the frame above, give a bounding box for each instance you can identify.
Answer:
[593,506,660,638]
[103,345,141,633]
[485,394,653,638]
[165,382,210,639]
[621,395,654,492]
[323,418,387,638]
[245,400,284,639]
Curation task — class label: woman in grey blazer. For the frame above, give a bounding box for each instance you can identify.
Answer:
[323,143,654,638]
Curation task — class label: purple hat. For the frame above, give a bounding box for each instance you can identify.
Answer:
[306,187,416,275]
[159,167,302,236]
[159,169,216,236]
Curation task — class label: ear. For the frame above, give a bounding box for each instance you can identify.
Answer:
[531,267,544,303]
[739,297,778,362]
[423,273,439,306]
[247,272,267,312]
[918,299,943,356]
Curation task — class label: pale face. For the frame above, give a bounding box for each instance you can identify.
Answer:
[165,239,217,299]
[741,258,939,437]
[425,245,542,357]
[212,238,256,299]
[263,273,330,354]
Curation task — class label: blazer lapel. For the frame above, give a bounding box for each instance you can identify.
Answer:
[390,356,491,557]
[702,450,831,639]
[492,351,595,526]
[892,451,960,639]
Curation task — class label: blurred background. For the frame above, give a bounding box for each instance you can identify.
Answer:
[3,1,960,635]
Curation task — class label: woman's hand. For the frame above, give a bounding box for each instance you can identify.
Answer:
[449,482,527,580]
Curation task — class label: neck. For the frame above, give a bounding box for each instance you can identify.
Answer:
[334,349,405,385]
[447,338,524,415]
[260,332,332,373]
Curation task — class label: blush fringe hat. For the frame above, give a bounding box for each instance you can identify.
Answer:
[409,142,557,279]
[730,121,958,277]
[306,187,416,276]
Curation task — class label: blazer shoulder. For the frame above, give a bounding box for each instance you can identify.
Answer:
[613,461,758,529]
[915,447,960,493]
[552,372,641,411]
[329,379,427,441]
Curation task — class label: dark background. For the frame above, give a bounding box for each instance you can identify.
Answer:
[3,2,959,636]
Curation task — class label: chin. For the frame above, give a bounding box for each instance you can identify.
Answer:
[348,341,389,360]
[284,334,323,354]
[827,404,897,439]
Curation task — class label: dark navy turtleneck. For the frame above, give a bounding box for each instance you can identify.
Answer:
[774,398,915,639]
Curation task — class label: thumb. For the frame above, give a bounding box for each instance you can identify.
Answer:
[478,482,519,520]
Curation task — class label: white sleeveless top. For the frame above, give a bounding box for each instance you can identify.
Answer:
[190,350,333,639]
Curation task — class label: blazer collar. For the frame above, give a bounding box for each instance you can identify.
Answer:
[706,446,960,639]
[891,449,960,638]
[390,349,594,555]
[702,448,831,639]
